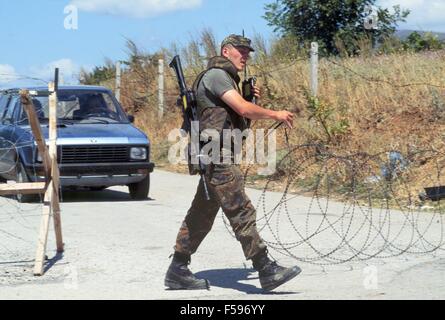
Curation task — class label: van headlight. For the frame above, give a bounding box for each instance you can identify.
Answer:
[130,147,147,160]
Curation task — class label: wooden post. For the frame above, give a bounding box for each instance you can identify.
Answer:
[48,82,64,253]
[115,61,121,102]
[48,82,57,160]
[310,42,319,97]
[158,58,164,118]
[33,181,53,276]
[0,183,46,195]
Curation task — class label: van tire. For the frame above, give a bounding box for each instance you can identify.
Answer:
[16,162,39,203]
[128,174,150,200]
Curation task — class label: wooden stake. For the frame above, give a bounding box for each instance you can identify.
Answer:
[0,183,46,195]
[115,61,121,102]
[33,180,53,276]
[48,83,64,253]
[158,59,164,118]
[51,157,63,252]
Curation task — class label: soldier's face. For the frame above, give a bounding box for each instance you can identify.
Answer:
[223,45,251,71]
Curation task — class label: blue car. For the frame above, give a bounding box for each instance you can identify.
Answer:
[0,86,155,202]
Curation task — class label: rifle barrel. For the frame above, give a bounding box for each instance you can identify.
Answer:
[169,55,188,96]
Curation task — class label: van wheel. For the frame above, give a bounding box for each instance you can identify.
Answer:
[128,174,150,200]
[16,162,39,203]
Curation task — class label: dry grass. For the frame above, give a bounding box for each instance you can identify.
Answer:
[253,50,445,150]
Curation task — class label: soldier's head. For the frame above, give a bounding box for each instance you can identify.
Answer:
[221,34,255,72]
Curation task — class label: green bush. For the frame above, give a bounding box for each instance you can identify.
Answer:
[403,31,444,52]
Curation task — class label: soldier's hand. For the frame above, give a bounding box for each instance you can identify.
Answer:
[274,110,294,129]
[253,85,261,100]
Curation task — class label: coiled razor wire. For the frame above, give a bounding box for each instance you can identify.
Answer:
[2,134,445,267]
[221,144,445,265]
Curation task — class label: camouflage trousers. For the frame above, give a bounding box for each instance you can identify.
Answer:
[174,163,267,260]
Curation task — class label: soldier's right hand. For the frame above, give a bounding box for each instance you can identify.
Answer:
[274,110,294,129]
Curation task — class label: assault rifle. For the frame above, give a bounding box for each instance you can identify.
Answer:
[169,55,210,200]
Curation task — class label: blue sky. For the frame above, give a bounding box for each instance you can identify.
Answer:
[1,0,444,88]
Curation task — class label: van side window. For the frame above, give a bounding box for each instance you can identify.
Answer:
[0,94,10,121]
[3,97,17,124]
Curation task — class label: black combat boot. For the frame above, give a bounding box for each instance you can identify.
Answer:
[252,250,301,291]
[164,252,210,290]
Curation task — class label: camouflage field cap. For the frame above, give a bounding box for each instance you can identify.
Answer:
[221,34,255,52]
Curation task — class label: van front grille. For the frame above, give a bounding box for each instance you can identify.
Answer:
[60,145,129,163]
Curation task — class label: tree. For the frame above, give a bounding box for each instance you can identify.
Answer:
[403,31,444,52]
[264,0,410,55]
[79,59,115,85]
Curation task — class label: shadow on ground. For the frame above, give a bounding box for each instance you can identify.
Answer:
[43,251,65,274]
[195,268,300,295]
[1,189,155,203]
[59,189,155,203]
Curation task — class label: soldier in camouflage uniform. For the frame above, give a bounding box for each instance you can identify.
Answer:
[165,35,301,291]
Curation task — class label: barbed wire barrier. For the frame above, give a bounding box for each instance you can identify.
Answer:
[0,88,63,277]
[0,73,49,86]
[0,132,66,282]
[219,144,445,265]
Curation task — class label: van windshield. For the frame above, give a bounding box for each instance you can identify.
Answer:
[18,90,130,124]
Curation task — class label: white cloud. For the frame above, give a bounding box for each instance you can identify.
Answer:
[378,0,445,31]
[29,59,80,85]
[0,65,18,84]
[69,0,203,18]
[0,60,86,89]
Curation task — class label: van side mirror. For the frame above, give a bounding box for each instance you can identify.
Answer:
[127,115,135,123]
